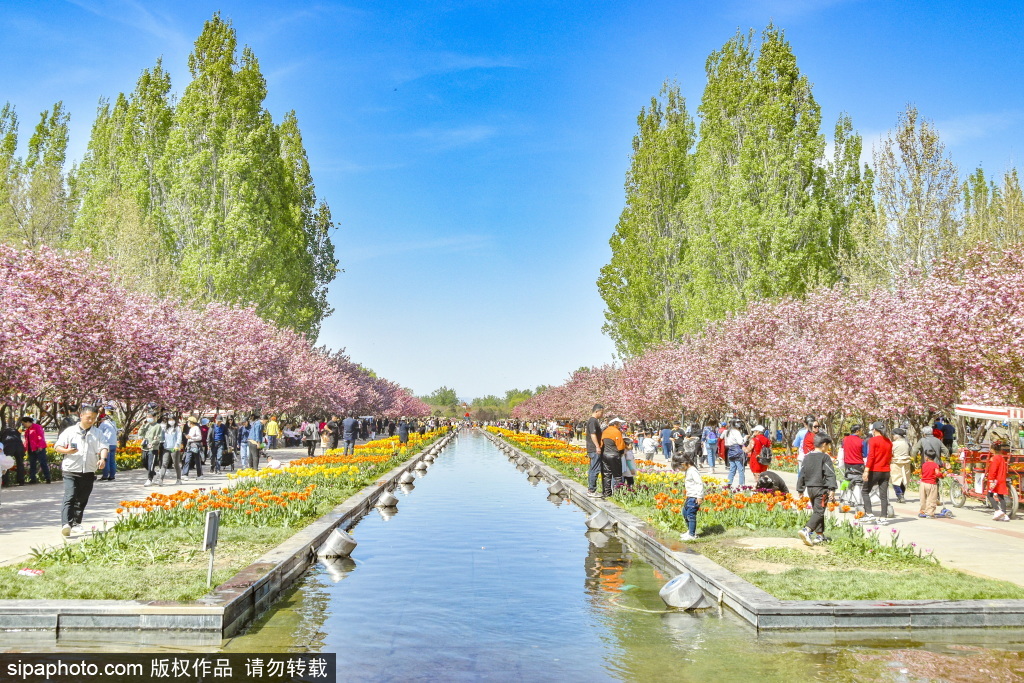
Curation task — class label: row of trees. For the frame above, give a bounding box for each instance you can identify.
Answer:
[417,386,541,420]
[599,24,1024,357]
[0,245,428,442]
[0,13,337,338]
[517,246,1024,426]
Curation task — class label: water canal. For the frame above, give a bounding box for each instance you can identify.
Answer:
[220,430,1024,681]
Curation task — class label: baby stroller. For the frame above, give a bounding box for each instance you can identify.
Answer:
[220,447,235,472]
[839,467,894,518]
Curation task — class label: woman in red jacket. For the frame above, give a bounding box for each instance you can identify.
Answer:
[747,425,772,475]
[987,442,1011,522]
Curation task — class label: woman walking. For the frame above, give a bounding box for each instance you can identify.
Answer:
[182,416,204,479]
[302,419,320,458]
[159,416,183,486]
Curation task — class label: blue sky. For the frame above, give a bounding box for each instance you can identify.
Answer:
[2,1,1023,399]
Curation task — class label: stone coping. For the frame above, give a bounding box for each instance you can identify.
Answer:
[482,429,1024,630]
[0,432,458,639]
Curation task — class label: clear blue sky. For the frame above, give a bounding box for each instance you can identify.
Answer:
[2,1,1022,399]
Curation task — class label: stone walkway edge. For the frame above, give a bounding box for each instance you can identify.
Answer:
[482,430,1024,631]
[0,432,457,639]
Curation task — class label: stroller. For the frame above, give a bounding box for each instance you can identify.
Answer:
[839,467,894,518]
[220,446,235,472]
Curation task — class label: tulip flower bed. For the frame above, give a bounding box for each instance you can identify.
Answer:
[489,427,1024,600]
[0,430,445,602]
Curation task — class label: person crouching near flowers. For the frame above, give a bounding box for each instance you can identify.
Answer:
[679,452,704,541]
[796,433,837,546]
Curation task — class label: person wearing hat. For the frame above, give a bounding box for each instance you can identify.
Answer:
[599,418,628,497]
[96,409,119,482]
[181,416,204,479]
[863,422,892,522]
[890,428,913,504]
[746,425,772,476]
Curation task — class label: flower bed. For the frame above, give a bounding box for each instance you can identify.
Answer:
[0,430,449,601]
[485,427,1024,600]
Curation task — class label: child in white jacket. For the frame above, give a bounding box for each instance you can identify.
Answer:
[680,454,705,541]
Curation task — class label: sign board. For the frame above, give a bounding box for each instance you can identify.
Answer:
[203,511,220,551]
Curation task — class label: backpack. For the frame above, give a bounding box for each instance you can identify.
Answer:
[704,428,718,444]
[682,437,699,459]
[303,423,317,440]
[756,439,773,466]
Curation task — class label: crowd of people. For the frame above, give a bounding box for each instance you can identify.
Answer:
[495,408,1016,546]
[0,407,445,537]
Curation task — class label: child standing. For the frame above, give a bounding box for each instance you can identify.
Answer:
[796,433,838,545]
[679,454,704,541]
[918,452,944,518]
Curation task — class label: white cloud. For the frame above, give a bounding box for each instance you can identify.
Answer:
[410,124,499,150]
[341,234,492,263]
[391,52,520,85]
[65,0,188,49]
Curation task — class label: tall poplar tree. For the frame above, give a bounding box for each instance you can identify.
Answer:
[868,105,961,282]
[680,25,842,329]
[597,82,696,356]
[0,103,72,247]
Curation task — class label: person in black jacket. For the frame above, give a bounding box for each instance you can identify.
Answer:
[796,433,838,546]
[0,422,26,486]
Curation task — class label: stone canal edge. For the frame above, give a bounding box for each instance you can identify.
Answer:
[480,429,1024,631]
[0,432,458,639]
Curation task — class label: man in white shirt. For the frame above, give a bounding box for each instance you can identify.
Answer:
[96,409,119,481]
[53,406,109,536]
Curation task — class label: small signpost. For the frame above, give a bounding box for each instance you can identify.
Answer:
[203,510,221,588]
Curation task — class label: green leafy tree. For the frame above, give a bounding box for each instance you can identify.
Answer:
[0,102,72,247]
[597,81,696,356]
[680,25,837,327]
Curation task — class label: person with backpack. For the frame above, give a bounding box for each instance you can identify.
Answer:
[599,417,628,497]
[701,421,719,474]
[677,429,701,472]
[746,424,772,476]
[301,419,320,458]
[0,421,26,486]
[796,432,838,545]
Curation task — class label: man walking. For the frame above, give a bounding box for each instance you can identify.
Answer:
[248,415,266,469]
[797,433,838,545]
[96,409,118,481]
[209,416,227,474]
[325,414,341,451]
[342,414,358,455]
[140,410,164,486]
[20,416,50,484]
[585,404,605,498]
[53,406,109,536]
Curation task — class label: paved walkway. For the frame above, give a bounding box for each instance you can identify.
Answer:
[0,445,314,567]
